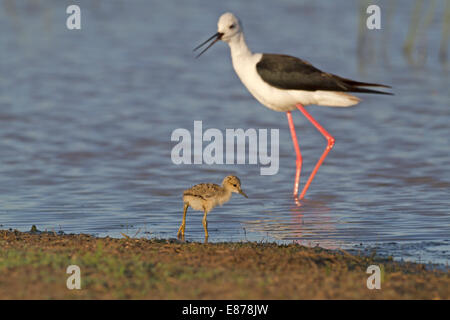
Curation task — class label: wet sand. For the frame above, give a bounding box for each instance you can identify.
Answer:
[0,229,448,299]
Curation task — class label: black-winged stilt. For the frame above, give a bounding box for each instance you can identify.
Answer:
[194,12,392,200]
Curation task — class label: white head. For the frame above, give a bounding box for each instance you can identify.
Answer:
[194,12,243,57]
[217,12,243,43]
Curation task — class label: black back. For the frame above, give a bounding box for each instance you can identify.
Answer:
[256,54,392,94]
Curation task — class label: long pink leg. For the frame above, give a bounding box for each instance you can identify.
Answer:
[296,104,335,199]
[286,111,302,197]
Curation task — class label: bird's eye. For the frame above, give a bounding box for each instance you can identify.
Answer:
[233,184,237,187]
[229,24,235,29]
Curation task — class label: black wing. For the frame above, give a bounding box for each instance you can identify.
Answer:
[256,54,392,95]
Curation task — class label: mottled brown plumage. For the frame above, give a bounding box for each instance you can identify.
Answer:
[177,176,248,241]
[183,183,222,201]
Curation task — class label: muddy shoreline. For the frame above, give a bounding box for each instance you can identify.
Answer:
[0,229,448,299]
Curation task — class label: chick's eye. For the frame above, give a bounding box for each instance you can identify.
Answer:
[229,24,235,29]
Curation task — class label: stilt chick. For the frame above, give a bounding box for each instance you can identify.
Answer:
[177,175,247,241]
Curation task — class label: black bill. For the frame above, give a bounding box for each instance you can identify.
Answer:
[194,32,223,58]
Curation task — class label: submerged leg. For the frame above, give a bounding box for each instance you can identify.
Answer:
[286,111,303,197]
[296,104,335,199]
[177,203,189,239]
[202,208,209,243]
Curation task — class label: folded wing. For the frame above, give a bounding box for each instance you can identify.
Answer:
[256,54,392,95]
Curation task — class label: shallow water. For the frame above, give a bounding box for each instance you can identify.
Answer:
[0,0,449,265]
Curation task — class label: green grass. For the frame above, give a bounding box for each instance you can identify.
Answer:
[0,230,448,299]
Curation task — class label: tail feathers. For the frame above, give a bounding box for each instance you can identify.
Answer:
[350,86,394,95]
[339,76,392,89]
[337,76,393,95]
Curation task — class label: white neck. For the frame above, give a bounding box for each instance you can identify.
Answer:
[228,32,253,60]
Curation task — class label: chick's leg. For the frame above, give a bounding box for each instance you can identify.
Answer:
[177,203,189,239]
[202,208,209,243]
